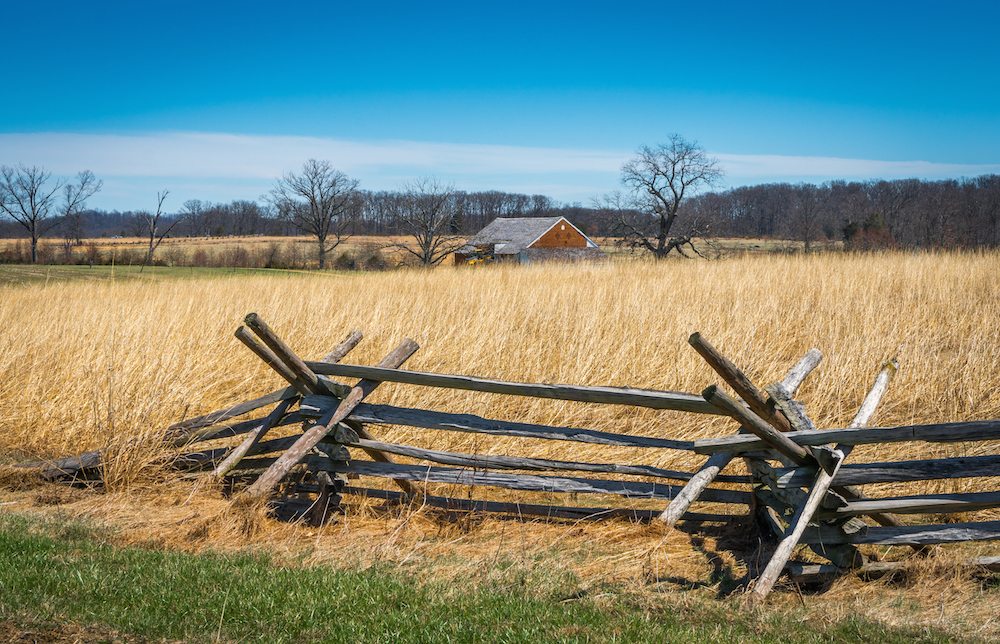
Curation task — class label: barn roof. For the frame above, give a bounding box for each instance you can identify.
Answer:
[461,217,592,255]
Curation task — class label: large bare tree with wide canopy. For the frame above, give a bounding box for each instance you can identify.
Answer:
[269,159,359,269]
[602,134,722,259]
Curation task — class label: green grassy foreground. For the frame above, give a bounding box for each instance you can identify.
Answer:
[0,515,949,643]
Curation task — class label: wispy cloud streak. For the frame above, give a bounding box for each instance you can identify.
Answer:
[0,131,997,208]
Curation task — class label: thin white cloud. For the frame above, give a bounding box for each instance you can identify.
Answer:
[0,131,997,209]
[0,131,623,178]
[716,153,1000,181]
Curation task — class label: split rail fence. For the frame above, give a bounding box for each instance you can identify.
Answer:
[31,314,1000,601]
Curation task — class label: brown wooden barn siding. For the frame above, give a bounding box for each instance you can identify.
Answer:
[529,222,588,248]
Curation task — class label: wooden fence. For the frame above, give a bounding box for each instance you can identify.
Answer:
[31,314,1000,601]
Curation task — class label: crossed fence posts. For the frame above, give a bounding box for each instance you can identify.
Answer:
[30,314,1000,601]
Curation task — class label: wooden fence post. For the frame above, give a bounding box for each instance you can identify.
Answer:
[212,398,295,478]
[241,339,420,500]
[213,330,365,478]
[750,359,898,601]
[702,386,815,465]
[658,340,822,526]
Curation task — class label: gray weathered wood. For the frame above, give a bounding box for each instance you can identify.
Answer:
[777,349,823,392]
[240,319,418,497]
[179,440,350,471]
[692,419,1000,454]
[332,461,752,504]
[34,451,102,480]
[29,411,304,479]
[775,453,1000,488]
[337,436,750,483]
[236,326,303,389]
[244,313,324,394]
[817,359,913,534]
[212,328,362,478]
[786,557,1000,582]
[817,490,1000,518]
[702,385,814,465]
[688,332,795,432]
[752,358,899,594]
[658,349,822,526]
[658,454,748,525]
[181,411,305,445]
[242,339,420,499]
[304,361,721,414]
[165,386,298,436]
[341,487,735,523]
[212,399,295,477]
[301,396,696,451]
[322,330,364,363]
[765,384,817,433]
[751,449,846,601]
[801,520,1000,546]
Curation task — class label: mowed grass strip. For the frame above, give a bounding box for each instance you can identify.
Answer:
[0,516,948,643]
[0,264,319,286]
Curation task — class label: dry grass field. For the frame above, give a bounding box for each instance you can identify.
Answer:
[1,251,999,637]
[0,233,840,271]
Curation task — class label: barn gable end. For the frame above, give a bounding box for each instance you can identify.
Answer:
[528,219,590,248]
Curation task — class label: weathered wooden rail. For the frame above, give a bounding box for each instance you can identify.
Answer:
[24,313,1000,602]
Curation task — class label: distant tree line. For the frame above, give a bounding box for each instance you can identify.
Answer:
[685,175,1000,251]
[3,154,1000,267]
[2,175,998,254]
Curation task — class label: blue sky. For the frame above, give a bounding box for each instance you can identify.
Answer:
[1,1,998,209]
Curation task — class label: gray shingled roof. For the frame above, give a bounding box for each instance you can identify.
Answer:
[462,217,566,254]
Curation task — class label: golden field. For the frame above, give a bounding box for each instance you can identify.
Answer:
[1,251,999,634]
[0,234,841,270]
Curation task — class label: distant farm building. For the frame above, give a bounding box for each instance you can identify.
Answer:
[454,216,604,265]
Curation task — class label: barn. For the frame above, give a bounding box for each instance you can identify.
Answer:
[454,216,604,264]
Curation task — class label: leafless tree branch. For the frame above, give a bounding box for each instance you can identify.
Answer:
[599,134,722,259]
[268,159,359,269]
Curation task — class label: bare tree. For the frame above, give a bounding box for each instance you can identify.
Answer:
[269,159,359,269]
[62,170,103,246]
[789,184,825,252]
[389,179,465,266]
[0,166,101,263]
[604,135,723,259]
[139,191,184,271]
[181,199,206,236]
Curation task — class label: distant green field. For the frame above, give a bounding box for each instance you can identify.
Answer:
[0,514,949,644]
[0,264,318,286]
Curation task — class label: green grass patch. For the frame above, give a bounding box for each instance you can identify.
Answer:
[0,264,327,286]
[0,514,951,643]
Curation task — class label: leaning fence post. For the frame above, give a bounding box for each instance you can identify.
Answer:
[659,346,822,526]
[750,359,898,601]
[213,330,364,478]
[241,338,421,500]
[703,386,815,465]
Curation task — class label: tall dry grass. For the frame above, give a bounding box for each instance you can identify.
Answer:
[2,251,1000,633]
[1,251,999,487]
